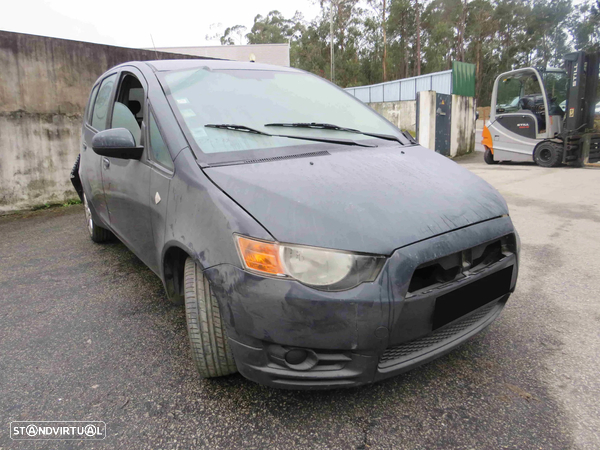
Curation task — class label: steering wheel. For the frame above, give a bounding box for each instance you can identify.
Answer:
[517,98,527,110]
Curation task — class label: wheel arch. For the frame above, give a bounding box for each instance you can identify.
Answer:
[161,241,203,304]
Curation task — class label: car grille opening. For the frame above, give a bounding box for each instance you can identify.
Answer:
[379,301,499,368]
[407,234,515,296]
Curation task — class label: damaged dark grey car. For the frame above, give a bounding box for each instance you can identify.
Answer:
[72,59,520,389]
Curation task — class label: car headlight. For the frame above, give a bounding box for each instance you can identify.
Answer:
[235,235,385,291]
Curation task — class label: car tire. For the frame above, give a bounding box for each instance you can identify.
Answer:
[484,147,498,165]
[83,193,113,243]
[534,142,563,167]
[184,257,237,378]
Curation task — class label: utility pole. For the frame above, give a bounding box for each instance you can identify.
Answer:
[330,2,335,83]
[415,0,421,76]
[383,0,387,82]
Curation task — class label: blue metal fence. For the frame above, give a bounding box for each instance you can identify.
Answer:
[344,70,452,103]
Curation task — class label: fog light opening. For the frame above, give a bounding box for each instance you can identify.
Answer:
[283,348,319,371]
[285,349,308,365]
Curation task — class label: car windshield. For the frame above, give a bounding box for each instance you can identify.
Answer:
[159,68,405,157]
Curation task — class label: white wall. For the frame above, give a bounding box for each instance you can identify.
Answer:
[368,101,417,134]
[450,94,476,157]
[153,44,290,67]
[417,91,436,150]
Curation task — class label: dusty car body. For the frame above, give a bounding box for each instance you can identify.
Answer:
[73,59,520,389]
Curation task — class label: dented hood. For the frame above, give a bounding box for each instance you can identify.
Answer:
[205,145,508,255]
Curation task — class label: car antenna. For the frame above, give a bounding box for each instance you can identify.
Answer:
[150,34,159,60]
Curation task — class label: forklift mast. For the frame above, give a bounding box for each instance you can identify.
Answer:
[564,51,599,133]
[562,51,600,164]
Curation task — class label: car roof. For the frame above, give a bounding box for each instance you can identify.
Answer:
[140,59,300,73]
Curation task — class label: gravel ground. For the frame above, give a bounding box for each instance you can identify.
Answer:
[1,152,598,449]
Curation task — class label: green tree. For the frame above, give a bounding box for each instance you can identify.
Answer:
[215,0,598,105]
[246,10,303,44]
[570,0,600,52]
[220,25,247,45]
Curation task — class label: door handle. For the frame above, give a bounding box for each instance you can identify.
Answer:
[103,157,110,169]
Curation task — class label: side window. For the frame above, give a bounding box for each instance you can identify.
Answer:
[91,74,117,131]
[496,78,521,113]
[85,84,99,125]
[148,111,174,170]
[111,74,144,146]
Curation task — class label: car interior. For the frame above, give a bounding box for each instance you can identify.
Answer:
[111,74,144,145]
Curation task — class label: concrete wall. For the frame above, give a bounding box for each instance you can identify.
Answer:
[370,91,475,156]
[0,31,197,212]
[450,94,476,157]
[416,91,437,150]
[368,101,417,134]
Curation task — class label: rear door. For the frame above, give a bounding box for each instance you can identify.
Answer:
[100,67,157,270]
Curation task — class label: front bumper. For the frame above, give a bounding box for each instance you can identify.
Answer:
[205,216,518,389]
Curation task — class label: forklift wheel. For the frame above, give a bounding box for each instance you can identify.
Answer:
[533,142,563,168]
[484,147,498,165]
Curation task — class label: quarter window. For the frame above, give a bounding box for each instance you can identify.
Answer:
[86,85,99,125]
[91,73,117,131]
[148,112,174,170]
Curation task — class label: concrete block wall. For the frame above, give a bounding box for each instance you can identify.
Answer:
[416,91,437,150]
[450,94,476,157]
[369,91,475,157]
[367,101,417,134]
[0,31,197,212]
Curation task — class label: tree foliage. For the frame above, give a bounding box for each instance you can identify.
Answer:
[218,0,598,106]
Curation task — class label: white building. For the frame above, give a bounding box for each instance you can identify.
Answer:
[151,44,290,67]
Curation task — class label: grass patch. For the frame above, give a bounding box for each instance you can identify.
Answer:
[31,198,81,211]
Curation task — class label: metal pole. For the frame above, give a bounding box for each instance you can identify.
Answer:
[330,3,334,83]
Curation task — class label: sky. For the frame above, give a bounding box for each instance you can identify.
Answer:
[0,0,322,49]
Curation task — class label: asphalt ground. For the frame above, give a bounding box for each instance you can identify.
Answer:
[1,152,599,449]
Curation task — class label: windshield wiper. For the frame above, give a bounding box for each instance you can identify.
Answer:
[204,123,376,147]
[266,122,360,133]
[264,122,410,145]
[205,124,272,136]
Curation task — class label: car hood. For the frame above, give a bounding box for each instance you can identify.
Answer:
[205,145,509,255]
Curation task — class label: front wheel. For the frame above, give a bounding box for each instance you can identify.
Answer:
[484,147,498,165]
[184,258,237,378]
[533,142,563,167]
[83,193,113,243]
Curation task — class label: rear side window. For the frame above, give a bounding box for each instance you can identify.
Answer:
[148,111,174,170]
[85,85,99,124]
[91,73,117,131]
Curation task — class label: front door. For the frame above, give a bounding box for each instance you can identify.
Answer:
[101,68,156,269]
[82,72,118,226]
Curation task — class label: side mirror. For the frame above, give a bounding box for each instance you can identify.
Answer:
[92,128,143,160]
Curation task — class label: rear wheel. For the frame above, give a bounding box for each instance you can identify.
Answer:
[534,142,563,168]
[83,193,113,243]
[184,257,237,378]
[484,147,498,165]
